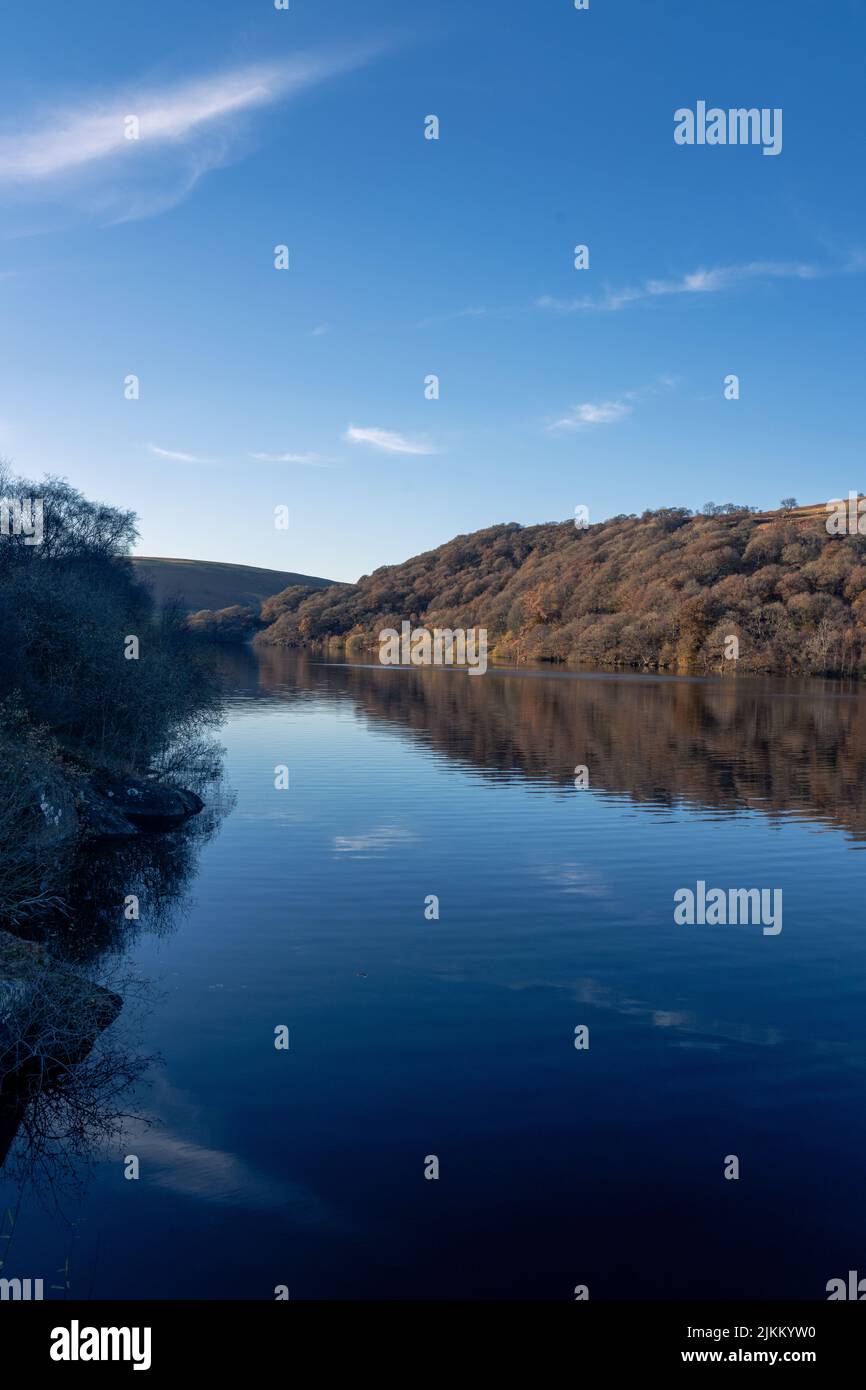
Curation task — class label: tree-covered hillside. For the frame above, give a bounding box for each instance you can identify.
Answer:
[254,501,866,677]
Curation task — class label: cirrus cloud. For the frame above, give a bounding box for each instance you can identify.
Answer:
[148,443,214,464]
[0,45,385,226]
[547,376,677,433]
[343,425,438,456]
[535,258,855,314]
[550,400,632,430]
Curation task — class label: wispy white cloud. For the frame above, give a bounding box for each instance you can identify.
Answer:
[547,377,677,433]
[0,47,383,223]
[536,259,848,313]
[250,451,336,466]
[551,400,632,430]
[311,323,331,337]
[343,424,438,456]
[148,443,214,464]
[0,66,281,182]
[424,255,862,326]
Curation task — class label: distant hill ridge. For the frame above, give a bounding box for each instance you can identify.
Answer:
[133,557,337,614]
[251,498,866,678]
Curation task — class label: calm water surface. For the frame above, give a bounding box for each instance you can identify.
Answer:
[3,651,866,1299]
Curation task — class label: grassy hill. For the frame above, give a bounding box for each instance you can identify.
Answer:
[132,557,336,614]
[253,499,866,678]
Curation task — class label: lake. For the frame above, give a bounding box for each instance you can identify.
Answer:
[3,650,866,1300]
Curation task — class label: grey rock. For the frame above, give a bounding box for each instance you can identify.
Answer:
[74,779,139,839]
[75,774,204,838]
[92,772,203,827]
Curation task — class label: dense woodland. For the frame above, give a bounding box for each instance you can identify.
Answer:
[246,500,866,678]
[0,466,219,923]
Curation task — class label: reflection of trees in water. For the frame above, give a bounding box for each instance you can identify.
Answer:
[55,772,235,965]
[1,747,233,1214]
[0,959,156,1279]
[259,653,866,841]
[0,989,151,1200]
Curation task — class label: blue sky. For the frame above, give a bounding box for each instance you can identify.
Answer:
[1,0,864,583]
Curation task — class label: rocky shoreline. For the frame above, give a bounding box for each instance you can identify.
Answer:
[72,773,204,839]
[1,772,204,1107]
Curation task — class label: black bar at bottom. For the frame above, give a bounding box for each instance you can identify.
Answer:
[2,1299,861,1375]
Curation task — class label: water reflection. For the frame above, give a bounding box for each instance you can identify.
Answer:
[54,777,234,964]
[0,752,233,1209]
[245,649,866,841]
[4,649,866,1298]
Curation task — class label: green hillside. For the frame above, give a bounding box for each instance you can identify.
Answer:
[132,557,336,614]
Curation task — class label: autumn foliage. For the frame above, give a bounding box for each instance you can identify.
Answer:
[255,503,866,678]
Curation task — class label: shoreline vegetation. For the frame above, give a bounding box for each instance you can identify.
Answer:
[189,499,866,681]
[0,466,221,1115]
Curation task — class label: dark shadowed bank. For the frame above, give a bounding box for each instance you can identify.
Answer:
[0,465,223,1134]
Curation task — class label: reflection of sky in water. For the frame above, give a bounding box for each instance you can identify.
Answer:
[3,654,866,1300]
